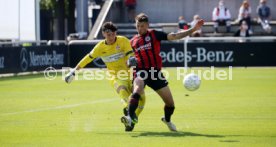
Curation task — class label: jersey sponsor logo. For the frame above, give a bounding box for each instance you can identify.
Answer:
[145,36,151,42]
[101,52,125,63]
[135,42,152,51]
[116,45,121,50]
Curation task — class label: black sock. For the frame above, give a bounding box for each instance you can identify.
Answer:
[128,93,140,119]
[123,107,128,116]
[164,106,175,122]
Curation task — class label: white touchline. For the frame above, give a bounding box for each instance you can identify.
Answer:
[0,98,116,116]
[0,92,156,116]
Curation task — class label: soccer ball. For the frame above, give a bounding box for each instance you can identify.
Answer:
[183,73,201,91]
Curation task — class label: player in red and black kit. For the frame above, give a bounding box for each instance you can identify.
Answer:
[121,13,204,131]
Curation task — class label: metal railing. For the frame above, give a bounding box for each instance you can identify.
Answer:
[0,40,67,47]
[68,40,101,45]
[87,0,114,40]
[0,40,48,47]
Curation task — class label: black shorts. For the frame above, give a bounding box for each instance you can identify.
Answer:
[134,68,168,91]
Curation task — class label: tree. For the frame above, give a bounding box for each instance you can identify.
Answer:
[68,0,76,34]
[40,0,73,40]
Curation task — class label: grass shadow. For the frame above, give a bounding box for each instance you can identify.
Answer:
[131,131,225,138]
[220,140,240,143]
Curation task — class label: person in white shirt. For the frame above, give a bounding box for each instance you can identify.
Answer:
[190,15,203,37]
[212,0,231,33]
[238,0,252,34]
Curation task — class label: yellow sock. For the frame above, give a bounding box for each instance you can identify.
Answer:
[135,93,146,117]
[118,88,131,108]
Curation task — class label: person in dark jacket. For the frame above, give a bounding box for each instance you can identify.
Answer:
[234,20,250,37]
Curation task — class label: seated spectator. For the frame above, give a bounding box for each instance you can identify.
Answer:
[238,0,252,34]
[178,16,189,30]
[190,15,203,37]
[234,21,250,37]
[125,0,136,22]
[212,0,231,33]
[256,0,271,33]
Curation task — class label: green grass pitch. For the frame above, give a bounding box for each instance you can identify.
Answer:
[0,68,276,146]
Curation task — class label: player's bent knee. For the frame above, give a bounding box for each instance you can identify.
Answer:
[165,98,175,107]
[166,103,175,108]
[116,85,128,94]
[118,88,130,99]
[133,80,144,94]
[134,78,144,87]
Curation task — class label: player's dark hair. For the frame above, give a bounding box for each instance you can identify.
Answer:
[135,13,149,23]
[102,22,117,32]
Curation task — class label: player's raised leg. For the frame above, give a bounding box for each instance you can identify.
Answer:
[129,77,145,121]
[121,77,145,127]
[136,93,145,116]
[113,79,145,131]
[121,91,145,131]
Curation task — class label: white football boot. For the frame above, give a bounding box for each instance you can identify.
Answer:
[121,115,132,127]
[161,117,177,132]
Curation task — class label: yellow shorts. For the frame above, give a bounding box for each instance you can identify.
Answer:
[110,79,132,93]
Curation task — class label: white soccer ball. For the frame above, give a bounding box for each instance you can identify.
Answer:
[183,73,201,91]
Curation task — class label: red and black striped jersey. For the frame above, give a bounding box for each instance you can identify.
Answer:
[130,30,167,69]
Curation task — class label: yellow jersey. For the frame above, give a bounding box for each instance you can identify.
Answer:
[77,36,133,75]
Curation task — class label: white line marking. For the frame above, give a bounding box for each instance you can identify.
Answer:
[0,92,156,116]
[0,98,116,116]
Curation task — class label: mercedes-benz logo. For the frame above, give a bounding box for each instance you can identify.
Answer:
[20,48,28,71]
[93,58,106,68]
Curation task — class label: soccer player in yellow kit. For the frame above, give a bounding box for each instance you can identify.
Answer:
[65,22,145,131]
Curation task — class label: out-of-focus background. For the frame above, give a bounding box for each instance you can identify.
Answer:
[0,1,276,146]
[0,0,275,42]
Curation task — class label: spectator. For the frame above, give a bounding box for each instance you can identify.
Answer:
[190,15,203,37]
[212,0,231,33]
[125,0,136,22]
[178,16,189,30]
[234,20,250,37]
[238,0,252,34]
[256,0,272,33]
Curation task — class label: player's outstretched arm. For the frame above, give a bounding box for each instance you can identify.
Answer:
[65,65,83,84]
[65,68,76,83]
[167,19,204,41]
[65,53,94,84]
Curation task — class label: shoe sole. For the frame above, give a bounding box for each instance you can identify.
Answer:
[125,123,135,132]
[121,116,131,127]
